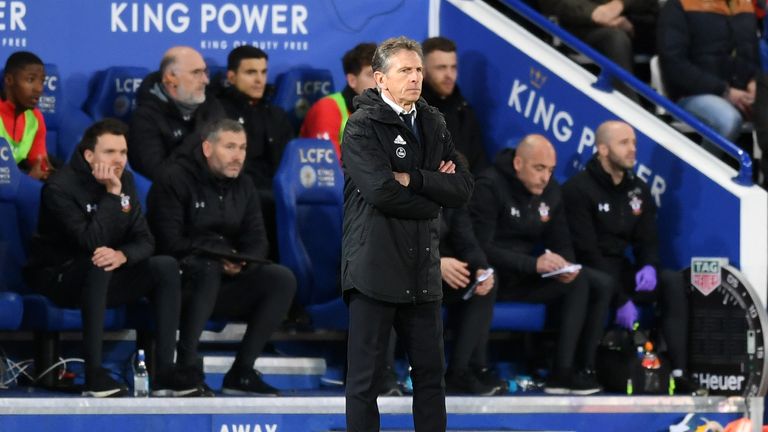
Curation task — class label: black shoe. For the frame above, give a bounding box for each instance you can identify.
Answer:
[569,369,602,396]
[446,369,501,396]
[152,367,205,397]
[222,369,279,396]
[474,367,509,393]
[672,373,708,396]
[378,366,403,396]
[82,367,129,398]
[544,370,571,395]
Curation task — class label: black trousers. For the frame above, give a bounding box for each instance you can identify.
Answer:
[177,256,296,372]
[39,256,181,378]
[499,270,611,371]
[346,291,446,432]
[444,283,497,372]
[588,265,688,370]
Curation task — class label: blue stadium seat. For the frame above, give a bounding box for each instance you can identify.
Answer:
[274,138,346,329]
[0,137,127,386]
[491,302,546,332]
[272,68,334,132]
[84,66,150,124]
[40,64,92,162]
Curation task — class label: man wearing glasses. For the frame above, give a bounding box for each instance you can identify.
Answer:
[128,45,225,181]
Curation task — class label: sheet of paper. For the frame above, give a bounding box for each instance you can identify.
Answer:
[541,264,582,278]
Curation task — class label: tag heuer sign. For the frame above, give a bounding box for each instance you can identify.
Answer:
[691,257,726,296]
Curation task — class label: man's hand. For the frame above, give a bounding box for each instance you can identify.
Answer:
[222,259,245,276]
[92,163,122,195]
[438,160,456,174]
[474,268,495,296]
[28,155,52,181]
[591,0,624,26]
[610,16,634,35]
[727,87,754,114]
[92,246,127,271]
[555,268,580,284]
[393,171,410,187]
[536,250,568,274]
[441,257,471,289]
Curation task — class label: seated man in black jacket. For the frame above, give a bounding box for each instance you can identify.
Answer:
[470,134,610,395]
[24,119,197,397]
[217,46,294,261]
[562,120,704,395]
[147,118,296,396]
[128,46,225,181]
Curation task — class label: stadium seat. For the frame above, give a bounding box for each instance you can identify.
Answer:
[491,302,546,332]
[274,138,346,329]
[0,137,127,387]
[272,68,334,132]
[84,66,150,124]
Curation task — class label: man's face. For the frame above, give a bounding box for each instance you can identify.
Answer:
[4,64,45,110]
[347,65,375,95]
[600,124,637,171]
[203,130,247,178]
[375,49,423,108]
[424,50,457,98]
[514,147,556,196]
[84,133,128,178]
[228,58,268,101]
[169,51,209,105]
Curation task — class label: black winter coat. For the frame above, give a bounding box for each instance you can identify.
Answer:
[26,151,153,272]
[657,0,759,100]
[128,72,226,181]
[217,86,294,191]
[439,206,489,272]
[341,88,474,304]
[470,148,575,278]
[421,84,488,175]
[146,146,268,262]
[562,156,659,274]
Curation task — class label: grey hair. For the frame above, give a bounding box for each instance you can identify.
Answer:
[371,36,423,74]
[159,53,177,77]
[202,118,245,144]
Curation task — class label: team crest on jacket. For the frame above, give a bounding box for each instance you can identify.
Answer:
[629,196,643,215]
[120,194,131,213]
[396,147,406,158]
[538,202,550,222]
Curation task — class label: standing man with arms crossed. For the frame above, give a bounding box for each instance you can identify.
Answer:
[342,36,474,431]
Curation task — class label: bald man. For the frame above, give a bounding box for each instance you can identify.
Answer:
[128,46,225,180]
[470,135,609,395]
[562,120,704,395]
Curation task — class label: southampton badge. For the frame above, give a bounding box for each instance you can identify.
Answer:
[120,194,131,213]
[538,202,550,222]
[629,196,643,216]
[396,147,406,159]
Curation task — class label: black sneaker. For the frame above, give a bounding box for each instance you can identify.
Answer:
[569,369,602,396]
[222,369,279,396]
[152,367,205,397]
[672,374,708,396]
[474,367,509,393]
[83,367,129,398]
[446,368,501,396]
[379,366,403,396]
[544,370,570,395]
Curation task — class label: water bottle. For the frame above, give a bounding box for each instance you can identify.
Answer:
[133,349,149,397]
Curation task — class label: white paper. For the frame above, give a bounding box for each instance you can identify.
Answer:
[541,264,582,278]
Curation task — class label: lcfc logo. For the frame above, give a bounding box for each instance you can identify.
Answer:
[0,145,9,162]
[529,67,547,89]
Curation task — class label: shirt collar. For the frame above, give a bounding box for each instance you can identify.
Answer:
[380,90,417,118]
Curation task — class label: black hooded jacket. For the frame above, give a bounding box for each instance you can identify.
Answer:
[26,150,153,272]
[128,71,225,181]
[216,86,294,191]
[562,156,659,274]
[146,145,268,262]
[341,88,474,304]
[421,84,488,175]
[470,148,575,279]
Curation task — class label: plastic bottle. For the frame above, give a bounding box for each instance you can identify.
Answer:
[641,341,661,393]
[133,349,149,397]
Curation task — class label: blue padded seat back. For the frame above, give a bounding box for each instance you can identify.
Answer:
[274,138,343,306]
[273,68,334,131]
[84,66,150,123]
